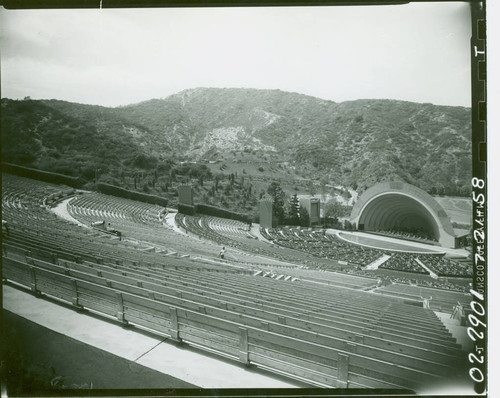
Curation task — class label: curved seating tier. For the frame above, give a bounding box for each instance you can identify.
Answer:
[179,215,353,271]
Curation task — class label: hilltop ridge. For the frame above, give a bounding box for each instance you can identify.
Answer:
[2,87,471,203]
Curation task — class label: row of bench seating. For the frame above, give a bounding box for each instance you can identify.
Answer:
[2,245,466,390]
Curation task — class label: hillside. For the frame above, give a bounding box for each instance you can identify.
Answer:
[1,88,472,207]
[115,88,472,194]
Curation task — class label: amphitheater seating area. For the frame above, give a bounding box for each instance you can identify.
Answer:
[262,227,472,280]
[2,173,471,390]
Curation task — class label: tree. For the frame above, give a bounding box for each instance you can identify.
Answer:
[320,177,329,202]
[287,193,300,225]
[267,182,285,224]
[324,199,344,224]
[299,206,310,227]
[343,220,353,230]
[307,180,316,196]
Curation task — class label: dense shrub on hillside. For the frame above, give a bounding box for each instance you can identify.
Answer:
[96,183,169,206]
[178,204,196,216]
[2,163,86,188]
[196,204,251,223]
[172,163,212,179]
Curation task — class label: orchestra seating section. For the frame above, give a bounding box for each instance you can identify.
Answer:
[371,229,437,244]
[416,253,473,278]
[2,174,471,390]
[261,227,472,278]
[378,253,429,274]
[264,228,381,266]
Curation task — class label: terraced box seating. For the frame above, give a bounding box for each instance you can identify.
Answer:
[374,229,437,244]
[417,254,473,277]
[2,174,470,390]
[265,228,472,282]
[379,253,429,274]
[266,228,383,267]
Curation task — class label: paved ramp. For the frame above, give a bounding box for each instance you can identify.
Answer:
[365,254,391,270]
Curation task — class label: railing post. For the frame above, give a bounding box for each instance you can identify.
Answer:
[337,353,350,388]
[239,327,249,365]
[116,292,127,324]
[29,266,41,296]
[71,279,82,309]
[169,307,181,342]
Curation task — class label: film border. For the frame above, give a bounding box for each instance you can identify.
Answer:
[0,0,488,396]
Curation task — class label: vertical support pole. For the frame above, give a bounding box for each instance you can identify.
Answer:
[169,307,180,342]
[337,353,350,388]
[239,327,249,365]
[29,267,40,296]
[116,292,127,324]
[71,279,81,308]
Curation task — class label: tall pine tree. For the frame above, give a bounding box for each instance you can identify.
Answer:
[287,193,301,226]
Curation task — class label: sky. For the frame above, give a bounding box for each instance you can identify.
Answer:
[0,2,471,108]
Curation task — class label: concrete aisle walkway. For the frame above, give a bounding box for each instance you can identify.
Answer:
[51,197,89,228]
[3,310,198,391]
[3,284,303,389]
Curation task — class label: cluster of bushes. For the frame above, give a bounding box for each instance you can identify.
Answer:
[177,202,251,223]
[2,163,86,188]
[96,183,169,207]
[324,218,356,230]
[196,204,251,223]
[178,204,196,216]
